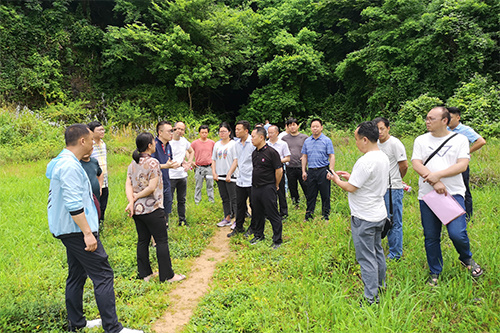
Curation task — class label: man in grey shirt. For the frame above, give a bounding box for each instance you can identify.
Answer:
[282,118,308,207]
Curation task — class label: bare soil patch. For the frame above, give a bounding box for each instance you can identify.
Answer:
[152,227,232,333]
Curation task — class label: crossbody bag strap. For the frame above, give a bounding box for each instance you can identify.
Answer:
[423,133,458,166]
[389,174,393,216]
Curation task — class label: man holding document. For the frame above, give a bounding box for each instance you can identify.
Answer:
[412,106,483,286]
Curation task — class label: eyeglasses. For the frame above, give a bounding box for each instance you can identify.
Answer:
[219,130,229,133]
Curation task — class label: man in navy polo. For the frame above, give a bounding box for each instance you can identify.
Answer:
[301,118,335,221]
[152,121,180,223]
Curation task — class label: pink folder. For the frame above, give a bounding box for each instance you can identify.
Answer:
[422,190,466,225]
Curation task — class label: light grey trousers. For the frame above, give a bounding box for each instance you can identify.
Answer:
[351,216,387,300]
[194,166,214,204]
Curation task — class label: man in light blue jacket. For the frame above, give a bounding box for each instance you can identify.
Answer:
[47,124,141,333]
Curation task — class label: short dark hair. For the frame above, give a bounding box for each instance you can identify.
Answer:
[236,120,250,132]
[87,121,102,132]
[286,118,298,126]
[255,122,264,127]
[356,121,379,143]
[310,118,323,126]
[373,117,390,128]
[156,121,172,134]
[254,126,267,138]
[199,124,209,132]
[65,124,90,146]
[447,107,461,116]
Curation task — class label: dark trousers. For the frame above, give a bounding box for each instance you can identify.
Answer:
[305,167,331,220]
[61,235,123,333]
[251,184,283,244]
[277,174,288,216]
[99,187,109,221]
[163,182,173,216]
[170,178,187,222]
[462,166,473,220]
[286,167,307,205]
[133,209,174,282]
[235,186,253,231]
[216,179,237,219]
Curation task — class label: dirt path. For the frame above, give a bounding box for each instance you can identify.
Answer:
[152,227,232,333]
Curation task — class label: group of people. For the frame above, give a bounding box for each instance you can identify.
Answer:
[46,105,486,331]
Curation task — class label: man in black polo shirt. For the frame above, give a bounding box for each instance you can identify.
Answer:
[250,126,283,249]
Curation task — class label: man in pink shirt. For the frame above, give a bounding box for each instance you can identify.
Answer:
[191,125,216,204]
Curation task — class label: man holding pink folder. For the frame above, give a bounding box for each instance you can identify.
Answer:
[412,106,483,286]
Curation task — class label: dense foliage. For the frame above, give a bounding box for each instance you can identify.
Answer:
[0,0,498,129]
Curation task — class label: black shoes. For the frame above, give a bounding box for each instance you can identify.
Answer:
[249,236,264,245]
[244,227,253,238]
[227,229,244,238]
[272,242,282,250]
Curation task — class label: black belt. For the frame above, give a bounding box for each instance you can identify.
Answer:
[310,165,328,170]
[198,164,212,167]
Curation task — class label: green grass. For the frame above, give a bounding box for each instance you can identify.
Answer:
[1,134,499,332]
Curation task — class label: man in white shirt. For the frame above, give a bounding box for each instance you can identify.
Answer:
[227,120,256,237]
[412,106,483,286]
[374,117,408,261]
[267,125,291,218]
[329,121,389,305]
[170,121,194,226]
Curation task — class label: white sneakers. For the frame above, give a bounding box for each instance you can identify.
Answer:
[120,328,144,333]
[85,319,102,328]
[85,319,143,333]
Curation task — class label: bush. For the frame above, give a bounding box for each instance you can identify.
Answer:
[391,94,443,137]
[446,74,500,137]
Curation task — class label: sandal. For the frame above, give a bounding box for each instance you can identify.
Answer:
[427,273,439,287]
[460,259,484,278]
[143,271,158,282]
[167,274,186,283]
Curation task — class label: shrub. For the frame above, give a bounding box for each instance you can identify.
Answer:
[391,94,443,137]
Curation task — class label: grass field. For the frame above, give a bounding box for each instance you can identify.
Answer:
[0,133,499,332]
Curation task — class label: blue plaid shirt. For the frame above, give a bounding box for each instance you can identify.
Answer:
[301,133,334,168]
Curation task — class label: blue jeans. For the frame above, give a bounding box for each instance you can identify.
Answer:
[419,195,472,275]
[384,189,404,259]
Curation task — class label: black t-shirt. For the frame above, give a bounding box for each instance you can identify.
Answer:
[252,144,282,187]
[81,157,102,200]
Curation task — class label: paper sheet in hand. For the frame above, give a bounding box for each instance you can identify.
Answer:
[422,190,466,225]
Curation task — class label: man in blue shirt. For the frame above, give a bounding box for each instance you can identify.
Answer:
[301,118,335,221]
[447,107,486,222]
[152,121,180,223]
[46,124,141,333]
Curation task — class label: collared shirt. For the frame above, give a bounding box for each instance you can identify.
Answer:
[235,136,255,187]
[46,149,99,237]
[301,133,334,168]
[151,137,172,189]
[252,144,282,187]
[448,123,481,144]
[266,139,291,160]
[91,141,108,187]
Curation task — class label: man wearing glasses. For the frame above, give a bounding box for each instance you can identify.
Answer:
[412,106,483,286]
[152,121,180,222]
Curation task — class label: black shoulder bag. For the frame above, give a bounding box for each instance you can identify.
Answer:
[382,174,393,239]
[423,133,458,166]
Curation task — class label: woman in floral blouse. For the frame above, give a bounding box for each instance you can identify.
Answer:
[126,132,185,283]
